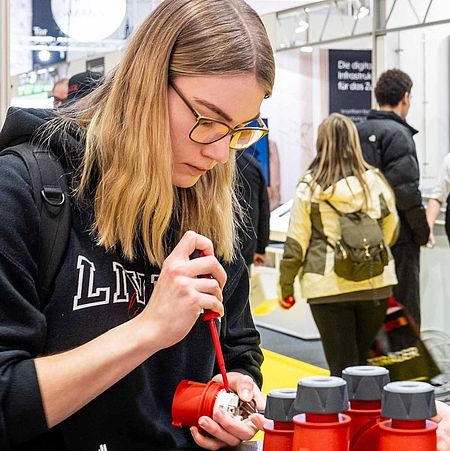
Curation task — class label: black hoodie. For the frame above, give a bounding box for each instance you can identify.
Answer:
[0,107,263,450]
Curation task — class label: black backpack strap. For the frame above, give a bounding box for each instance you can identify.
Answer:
[324,199,344,216]
[1,143,71,302]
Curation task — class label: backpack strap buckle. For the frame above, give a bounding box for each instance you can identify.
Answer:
[41,186,66,207]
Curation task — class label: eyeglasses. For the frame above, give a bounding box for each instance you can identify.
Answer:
[171,83,268,150]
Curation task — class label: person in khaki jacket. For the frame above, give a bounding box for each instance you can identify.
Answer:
[279,113,399,376]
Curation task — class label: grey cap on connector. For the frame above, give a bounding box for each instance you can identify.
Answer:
[292,376,349,414]
[381,381,437,420]
[265,388,297,422]
[342,366,390,401]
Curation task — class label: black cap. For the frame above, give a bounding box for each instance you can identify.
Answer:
[381,381,437,420]
[293,376,349,414]
[64,71,102,104]
[265,388,297,422]
[342,366,390,401]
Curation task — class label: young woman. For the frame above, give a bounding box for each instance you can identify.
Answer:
[0,0,275,449]
[279,113,399,376]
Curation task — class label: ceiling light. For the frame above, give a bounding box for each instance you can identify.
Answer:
[351,0,370,19]
[38,49,51,62]
[51,0,126,42]
[295,20,309,33]
[356,6,370,19]
[300,46,313,53]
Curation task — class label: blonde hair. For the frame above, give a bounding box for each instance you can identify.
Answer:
[309,113,371,204]
[51,0,275,265]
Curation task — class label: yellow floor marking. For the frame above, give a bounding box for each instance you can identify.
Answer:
[251,349,329,441]
[261,348,329,394]
[251,300,280,316]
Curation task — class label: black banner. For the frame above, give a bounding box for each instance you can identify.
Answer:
[328,49,372,123]
[32,0,66,68]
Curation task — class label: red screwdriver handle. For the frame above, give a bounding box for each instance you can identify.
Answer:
[195,251,220,321]
[191,249,229,392]
[203,310,220,321]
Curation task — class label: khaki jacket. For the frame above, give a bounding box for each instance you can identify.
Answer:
[280,169,399,300]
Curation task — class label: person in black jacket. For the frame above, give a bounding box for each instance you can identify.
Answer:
[61,70,102,106]
[357,68,429,327]
[0,0,275,449]
[236,151,270,267]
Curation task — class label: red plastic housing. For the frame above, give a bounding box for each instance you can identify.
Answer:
[172,380,223,428]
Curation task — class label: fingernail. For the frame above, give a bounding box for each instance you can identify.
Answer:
[198,417,207,428]
[241,389,252,402]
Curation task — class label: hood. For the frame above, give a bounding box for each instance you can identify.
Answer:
[310,169,382,213]
[0,107,83,163]
[0,107,55,150]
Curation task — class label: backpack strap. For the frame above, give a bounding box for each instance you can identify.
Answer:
[310,202,335,250]
[0,143,71,303]
[324,199,344,216]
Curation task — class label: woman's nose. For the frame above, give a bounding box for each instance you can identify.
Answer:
[202,137,231,164]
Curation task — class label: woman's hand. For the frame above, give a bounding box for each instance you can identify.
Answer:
[427,231,436,248]
[190,372,265,449]
[137,231,227,349]
[279,295,296,309]
[253,252,266,266]
[433,400,450,451]
[34,231,227,429]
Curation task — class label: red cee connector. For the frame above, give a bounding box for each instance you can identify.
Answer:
[172,380,224,428]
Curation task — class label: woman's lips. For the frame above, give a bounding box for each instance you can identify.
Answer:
[184,163,210,175]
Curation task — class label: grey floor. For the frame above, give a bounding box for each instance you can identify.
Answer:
[257,325,329,370]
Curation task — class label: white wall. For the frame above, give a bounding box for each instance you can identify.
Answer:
[262,48,330,203]
[262,8,450,202]
[382,25,450,190]
[10,0,32,76]
[262,43,371,203]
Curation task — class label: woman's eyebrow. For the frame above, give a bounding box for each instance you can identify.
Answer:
[193,97,233,123]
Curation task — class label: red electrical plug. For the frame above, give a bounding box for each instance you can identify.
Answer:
[279,296,296,310]
[192,250,230,392]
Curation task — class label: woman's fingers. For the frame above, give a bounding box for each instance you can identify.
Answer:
[189,373,265,448]
[249,413,268,430]
[188,254,227,289]
[195,409,257,446]
[163,231,227,289]
[192,275,223,302]
[192,292,224,316]
[190,425,227,450]
[169,230,214,261]
[140,231,226,348]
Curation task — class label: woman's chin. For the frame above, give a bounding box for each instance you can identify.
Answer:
[172,174,201,188]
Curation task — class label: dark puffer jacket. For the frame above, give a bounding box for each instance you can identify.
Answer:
[357,110,429,246]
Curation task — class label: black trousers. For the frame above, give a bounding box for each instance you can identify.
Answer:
[391,242,421,327]
[310,299,389,376]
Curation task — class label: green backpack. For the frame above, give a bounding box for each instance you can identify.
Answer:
[318,200,389,282]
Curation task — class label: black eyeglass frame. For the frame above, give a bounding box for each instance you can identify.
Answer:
[170,83,269,150]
